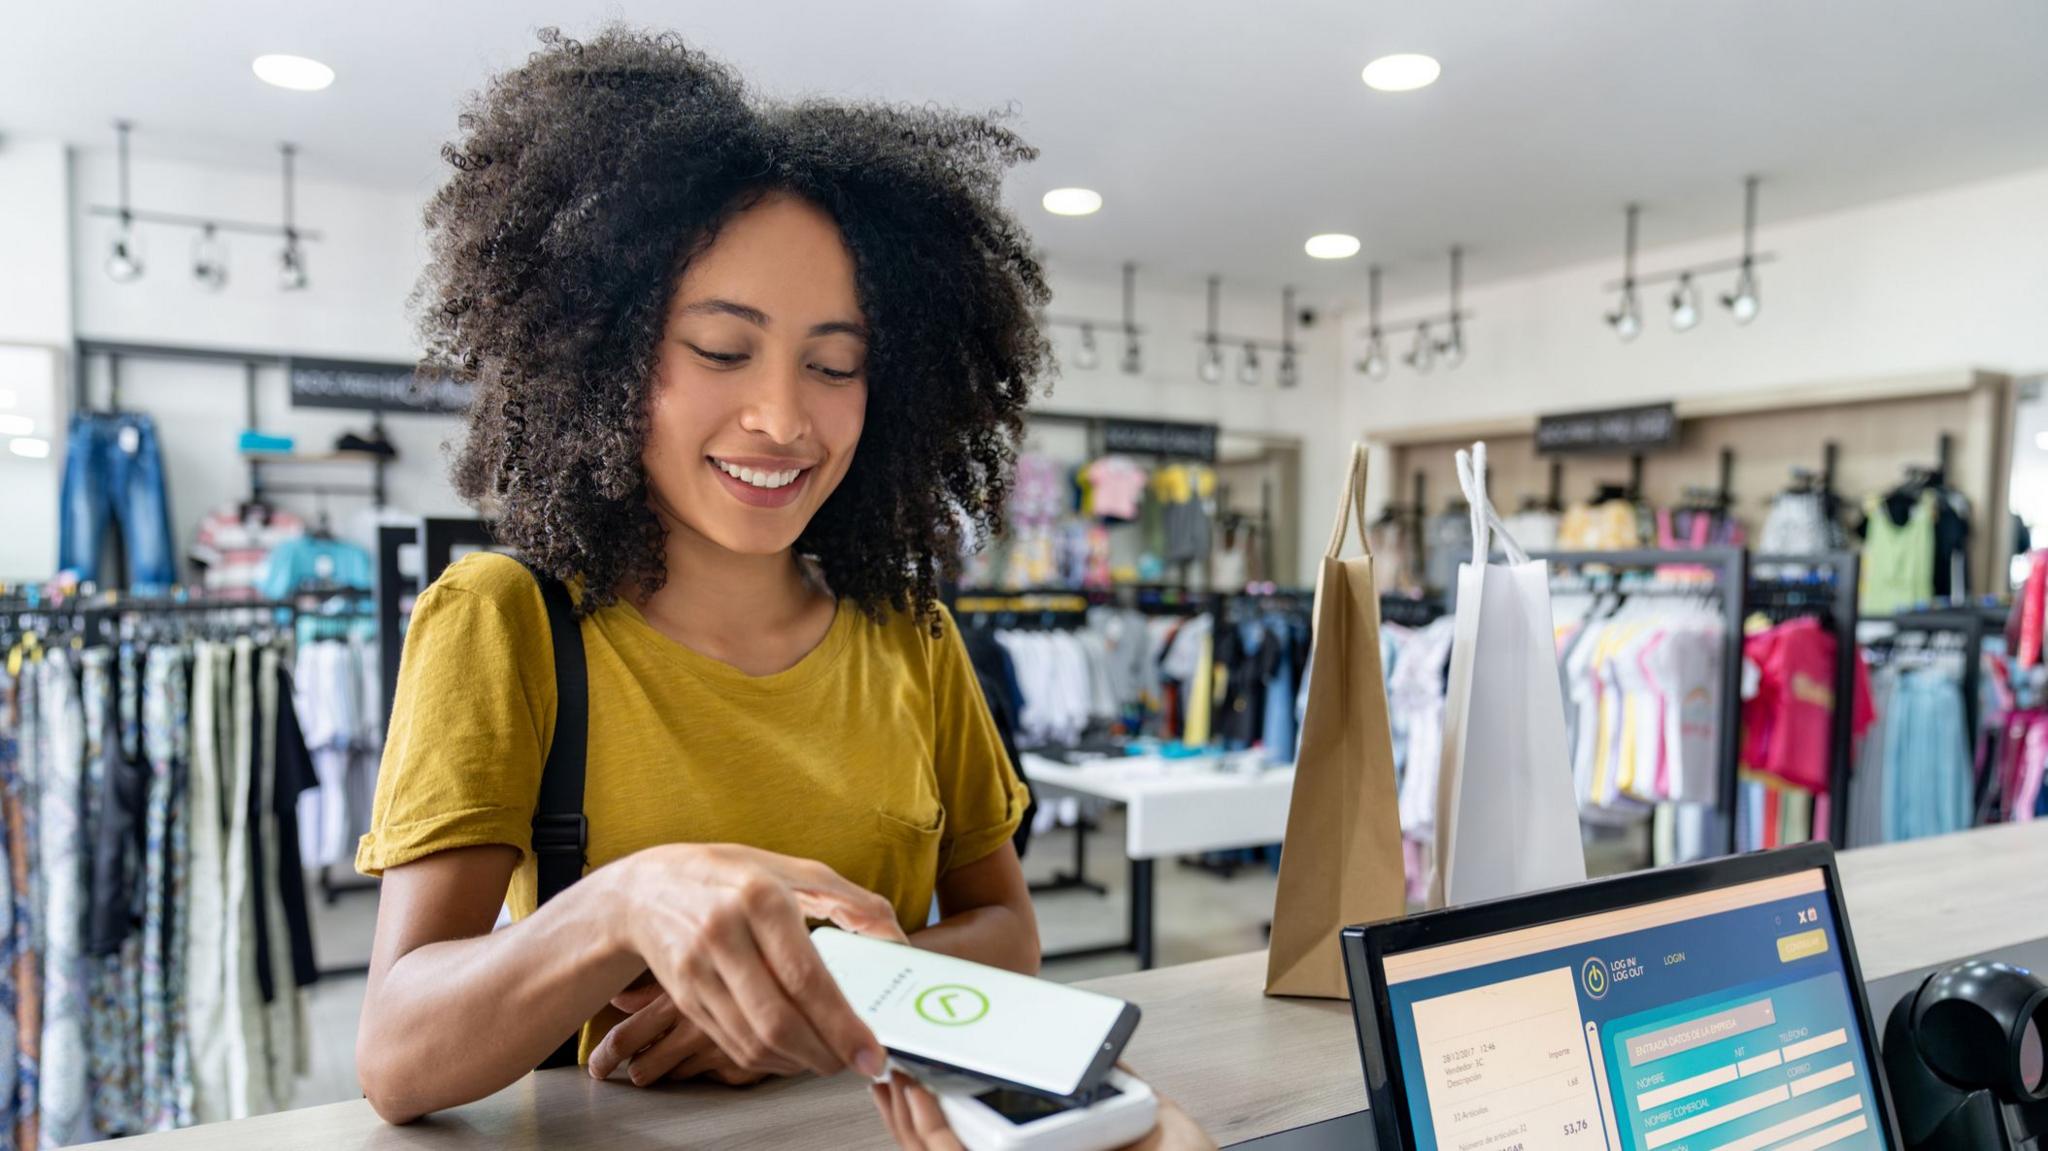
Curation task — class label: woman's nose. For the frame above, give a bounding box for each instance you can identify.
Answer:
[737,364,812,445]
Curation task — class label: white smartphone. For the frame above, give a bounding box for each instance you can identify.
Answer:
[924,1066,1159,1151]
[810,927,1141,1101]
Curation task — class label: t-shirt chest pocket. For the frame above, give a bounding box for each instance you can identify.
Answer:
[867,709,946,907]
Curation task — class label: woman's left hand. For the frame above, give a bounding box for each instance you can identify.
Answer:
[591,916,911,1086]
[588,981,787,1085]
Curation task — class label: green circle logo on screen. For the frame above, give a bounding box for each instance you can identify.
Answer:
[915,984,990,1026]
[1582,957,1610,1000]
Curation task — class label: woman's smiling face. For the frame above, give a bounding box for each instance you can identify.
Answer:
[643,192,870,557]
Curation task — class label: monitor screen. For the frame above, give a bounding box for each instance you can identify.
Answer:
[1381,868,1892,1151]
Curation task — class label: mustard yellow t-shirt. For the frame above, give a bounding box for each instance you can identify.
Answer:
[356,552,1027,1052]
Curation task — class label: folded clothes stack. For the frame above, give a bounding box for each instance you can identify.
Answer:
[238,429,296,454]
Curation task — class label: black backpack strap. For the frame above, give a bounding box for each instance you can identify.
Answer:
[517,558,588,1070]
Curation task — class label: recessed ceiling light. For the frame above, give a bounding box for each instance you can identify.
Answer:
[1362,53,1441,93]
[1041,188,1103,217]
[253,54,335,92]
[1304,233,1362,260]
[8,437,50,459]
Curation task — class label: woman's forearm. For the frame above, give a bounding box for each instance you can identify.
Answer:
[357,861,646,1123]
[911,903,1041,974]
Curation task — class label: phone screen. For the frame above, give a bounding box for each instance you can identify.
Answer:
[811,927,1135,1097]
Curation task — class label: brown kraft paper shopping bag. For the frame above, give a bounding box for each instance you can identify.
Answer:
[1265,443,1407,999]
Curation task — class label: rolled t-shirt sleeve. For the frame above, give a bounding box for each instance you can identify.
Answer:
[355,561,557,877]
[928,606,1029,875]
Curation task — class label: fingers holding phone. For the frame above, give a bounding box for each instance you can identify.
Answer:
[616,844,897,1081]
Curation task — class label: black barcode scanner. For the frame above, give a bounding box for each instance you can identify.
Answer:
[1883,960,2048,1149]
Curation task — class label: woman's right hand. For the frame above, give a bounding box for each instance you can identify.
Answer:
[614,842,902,1081]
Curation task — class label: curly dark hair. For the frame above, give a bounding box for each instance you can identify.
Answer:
[418,26,1051,623]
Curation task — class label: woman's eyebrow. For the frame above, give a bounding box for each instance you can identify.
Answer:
[808,320,869,340]
[680,298,769,326]
[679,298,867,340]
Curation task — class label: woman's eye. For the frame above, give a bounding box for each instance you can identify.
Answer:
[813,364,861,381]
[685,343,747,366]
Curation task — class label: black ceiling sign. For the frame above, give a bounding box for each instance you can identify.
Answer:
[1100,419,1219,461]
[288,357,473,414]
[1536,403,1679,454]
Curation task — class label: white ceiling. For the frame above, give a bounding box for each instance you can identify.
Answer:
[6,0,2047,307]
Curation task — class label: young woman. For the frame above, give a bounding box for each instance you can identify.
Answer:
[356,30,1212,1148]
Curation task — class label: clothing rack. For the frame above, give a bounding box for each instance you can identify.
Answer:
[1748,552,1863,846]
[11,587,387,942]
[1870,603,2009,753]
[1540,548,1749,854]
[951,592,1092,632]
[1021,412,1243,590]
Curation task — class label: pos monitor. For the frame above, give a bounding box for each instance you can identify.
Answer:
[1342,843,1903,1151]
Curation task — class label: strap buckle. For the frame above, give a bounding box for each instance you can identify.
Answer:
[531,813,588,857]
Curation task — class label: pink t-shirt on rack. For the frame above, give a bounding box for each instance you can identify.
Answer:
[1741,617,1874,793]
[1086,457,1149,522]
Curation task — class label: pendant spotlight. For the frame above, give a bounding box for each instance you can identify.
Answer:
[278,143,309,291]
[192,223,228,290]
[1669,271,1700,332]
[1406,322,1435,373]
[1044,259,1149,374]
[105,121,145,283]
[1198,276,1225,383]
[1277,286,1300,388]
[1601,178,1771,341]
[1356,266,1389,380]
[1119,262,1143,375]
[1435,246,1466,369]
[1606,204,1642,342]
[1184,274,1301,388]
[1721,176,1762,325]
[1356,262,1474,380]
[91,122,325,293]
[1074,323,1102,371]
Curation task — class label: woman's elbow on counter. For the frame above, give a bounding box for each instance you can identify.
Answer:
[356,1023,434,1125]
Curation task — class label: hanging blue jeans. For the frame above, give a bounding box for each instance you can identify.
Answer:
[56,412,175,593]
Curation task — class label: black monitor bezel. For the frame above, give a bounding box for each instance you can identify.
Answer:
[1340,843,1905,1150]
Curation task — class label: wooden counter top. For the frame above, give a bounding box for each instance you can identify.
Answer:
[115,822,2048,1150]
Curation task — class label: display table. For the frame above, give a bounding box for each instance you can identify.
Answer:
[114,822,2047,1150]
[1023,751,1295,968]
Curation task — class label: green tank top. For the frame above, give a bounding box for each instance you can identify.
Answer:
[1860,491,1935,614]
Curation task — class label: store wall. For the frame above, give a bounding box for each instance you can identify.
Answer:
[53,148,462,581]
[69,149,425,358]
[0,136,74,579]
[14,143,1350,585]
[23,144,2048,588]
[1339,165,2048,506]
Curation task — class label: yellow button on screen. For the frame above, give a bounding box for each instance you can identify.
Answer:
[1777,929,1830,963]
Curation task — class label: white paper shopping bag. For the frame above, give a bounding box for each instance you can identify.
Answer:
[1429,442,1587,908]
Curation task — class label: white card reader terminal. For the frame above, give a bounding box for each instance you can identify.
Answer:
[907,1064,1158,1151]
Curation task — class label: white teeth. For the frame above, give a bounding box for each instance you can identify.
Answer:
[715,460,803,490]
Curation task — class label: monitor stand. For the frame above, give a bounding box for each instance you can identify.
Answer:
[1226,935,2048,1150]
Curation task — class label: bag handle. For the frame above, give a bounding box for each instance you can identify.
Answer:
[1324,442,1374,560]
[1455,441,1530,567]
[518,557,589,1072]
